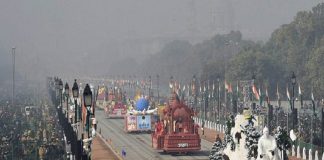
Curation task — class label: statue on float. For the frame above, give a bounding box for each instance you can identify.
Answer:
[127,96,157,115]
[257,127,280,160]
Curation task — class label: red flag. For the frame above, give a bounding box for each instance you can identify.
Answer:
[228,83,233,93]
[252,84,260,100]
[225,80,229,91]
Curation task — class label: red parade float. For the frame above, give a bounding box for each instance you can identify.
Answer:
[104,87,127,118]
[151,92,201,153]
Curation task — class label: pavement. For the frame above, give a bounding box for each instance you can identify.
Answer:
[94,110,212,160]
[91,135,120,160]
[91,123,221,160]
[91,123,302,160]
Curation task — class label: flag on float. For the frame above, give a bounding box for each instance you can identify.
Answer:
[298,84,303,108]
[252,84,260,100]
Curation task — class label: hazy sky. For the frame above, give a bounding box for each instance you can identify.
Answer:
[0,0,321,81]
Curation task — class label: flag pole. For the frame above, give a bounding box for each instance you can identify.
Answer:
[225,80,227,123]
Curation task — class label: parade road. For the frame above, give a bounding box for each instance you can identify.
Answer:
[96,110,213,160]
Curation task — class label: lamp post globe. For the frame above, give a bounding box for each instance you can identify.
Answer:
[291,72,296,86]
[72,79,79,99]
[59,79,63,91]
[83,84,93,106]
[65,83,69,96]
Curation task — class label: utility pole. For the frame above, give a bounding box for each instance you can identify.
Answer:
[157,74,159,104]
[12,47,16,108]
[217,78,221,123]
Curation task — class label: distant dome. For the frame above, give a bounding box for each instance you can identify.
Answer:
[136,98,149,111]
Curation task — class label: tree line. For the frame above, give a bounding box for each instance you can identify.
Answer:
[136,3,324,99]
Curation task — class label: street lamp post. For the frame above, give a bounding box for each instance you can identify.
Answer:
[54,78,59,106]
[170,76,174,93]
[72,79,79,123]
[204,81,208,122]
[321,106,324,156]
[291,72,296,130]
[149,75,152,100]
[200,81,203,120]
[157,74,159,104]
[193,75,197,110]
[59,79,63,110]
[11,47,15,108]
[65,83,69,121]
[217,78,220,124]
[72,79,80,160]
[83,84,92,139]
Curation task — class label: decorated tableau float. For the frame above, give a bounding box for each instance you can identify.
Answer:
[124,96,159,133]
[95,85,108,110]
[104,87,127,118]
[151,91,201,153]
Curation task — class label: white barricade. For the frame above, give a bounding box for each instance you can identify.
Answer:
[314,150,318,160]
[302,147,306,160]
[297,145,301,158]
